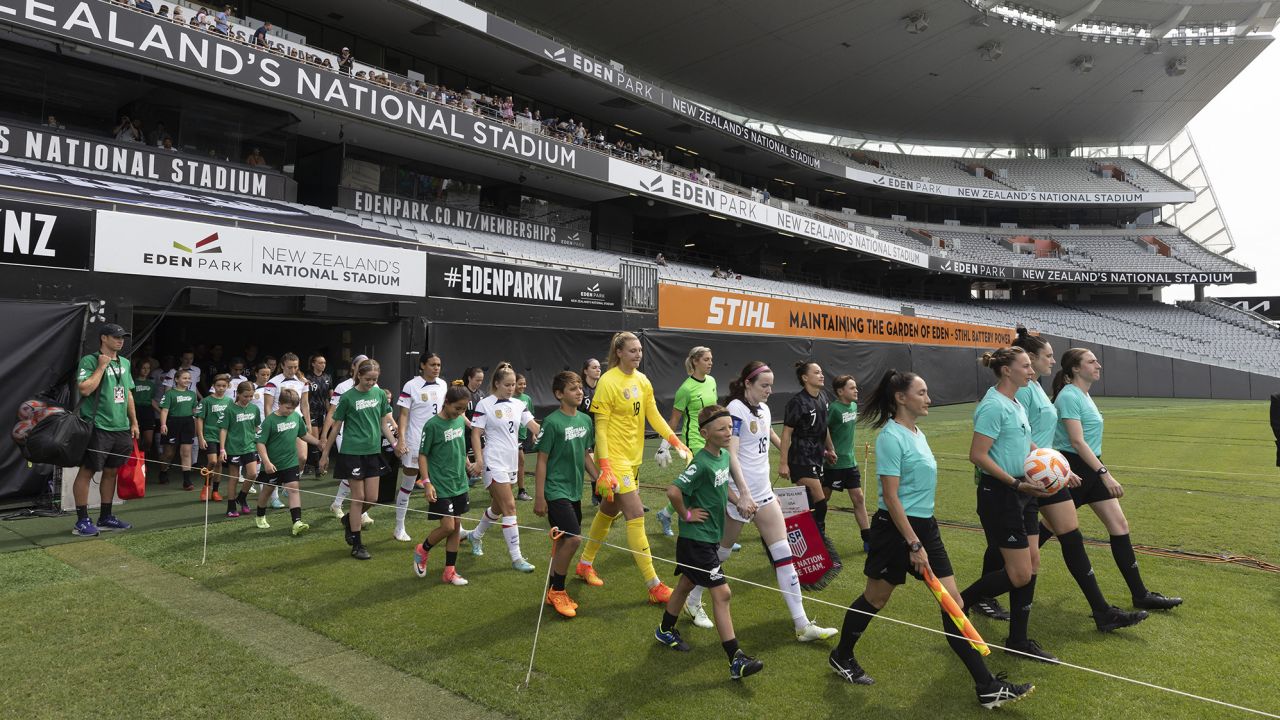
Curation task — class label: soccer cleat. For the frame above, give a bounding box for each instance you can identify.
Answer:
[269,494,285,509]
[183,479,194,491]
[226,510,241,519]
[648,582,673,605]
[575,562,604,586]
[516,489,533,502]
[360,512,373,528]
[797,620,838,642]
[291,520,309,537]
[239,502,252,516]
[468,530,484,556]
[684,600,714,629]
[351,544,371,560]
[211,491,224,502]
[654,626,690,652]
[1006,638,1059,664]
[829,650,874,685]
[546,589,577,618]
[98,515,132,531]
[729,650,764,680]
[1094,605,1148,632]
[442,567,469,586]
[329,503,344,520]
[341,514,355,546]
[255,516,270,530]
[248,483,258,494]
[72,518,100,537]
[198,485,210,502]
[731,542,742,552]
[655,507,674,536]
[512,557,536,572]
[973,597,1011,621]
[393,527,412,542]
[976,672,1034,709]
[1133,591,1183,610]
[413,544,429,577]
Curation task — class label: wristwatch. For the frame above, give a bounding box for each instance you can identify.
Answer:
[907,540,923,552]
[1096,465,1108,476]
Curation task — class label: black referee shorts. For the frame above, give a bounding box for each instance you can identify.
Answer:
[863,510,953,585]
[1063,452,1114,507]
[976,474,1038,550]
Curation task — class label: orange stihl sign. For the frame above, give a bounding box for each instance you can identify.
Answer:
[658,284,1014,347]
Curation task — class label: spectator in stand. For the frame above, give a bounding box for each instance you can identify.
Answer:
[338,47,353,75]
[162,137,177,152]
[131,118,145,142]
[574,123,587,145]
[113,115,140,142]
[712,267,725,279]
[250,21,271,46]
[44,115,63,129]
[214,5,232,35]
[158,5,170,18]
[761,189,770,202]
[172,6,183,23]
[655,253,667,266]
[193,7,208,28]
[135,0,155,12]
[245,148,265,166]
[147,121,168,147]
[501,97,515,123]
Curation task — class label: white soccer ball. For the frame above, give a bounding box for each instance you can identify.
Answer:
[1024,448,1069,493]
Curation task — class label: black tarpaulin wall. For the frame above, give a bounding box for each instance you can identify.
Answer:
[0,301,86,506]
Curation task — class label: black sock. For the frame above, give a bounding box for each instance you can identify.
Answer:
[661,610,679,632]
[1038,522,1054,548]
[211,480,220,492]
[812,499,829,535]
[445,550,458,567]
[352,530,362,546]
[1007,575,1035,644]
[257,507,267,517]
[290,507,302,523]
[228,500,238,513]
[421,538,434,551]
[76,505,88,521]
[236,491,248,505]
[98,502,112,521]
[550,572,566,591]
[942,608,994,686]
[859,527,870,544]
[960,569,1015,612]
[1110,533,1148,598]
[1058,529,1110,613]
[980,543,1003,580]
[836,594,878,658]
[182,470,191,484]
[722,637,740,660]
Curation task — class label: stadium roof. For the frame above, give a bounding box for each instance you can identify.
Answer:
[470,0,1275,147]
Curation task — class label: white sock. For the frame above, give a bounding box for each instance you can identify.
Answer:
[716,545,733,563]
[271,487,281,504]
[502,515,522,561]
[394,474,415,530]
[767,539,808,630]
[687,584,705,608]
[472,508,498,539]
[332,479,350,507]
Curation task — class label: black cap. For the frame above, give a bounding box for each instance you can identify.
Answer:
[99,323,130,338]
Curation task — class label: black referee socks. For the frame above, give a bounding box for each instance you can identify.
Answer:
[1110,534,1148,598]
[1058,529,1110,614]
[836,594,878,657]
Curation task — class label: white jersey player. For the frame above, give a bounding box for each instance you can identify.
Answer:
[465,363,540,572]
[264,353,311,426]
[392,353,449,541]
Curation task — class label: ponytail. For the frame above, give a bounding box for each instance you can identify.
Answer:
[727,361,770,417]
[979,347,1026,379]
[491,362,515,390]
[606,332,639,370]
[794,361,819,384]
[1012,327,1049,356]
[857,369,918,430]
[684,346,712,376]
[1052,347,1090,401]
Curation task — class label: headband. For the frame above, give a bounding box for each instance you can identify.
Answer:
[746,364,771,381]
[704,411,731,424]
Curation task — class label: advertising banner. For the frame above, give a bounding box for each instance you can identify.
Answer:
[658,284,1014,346]
[428,255,622,310]
[93,211,426,296]
[929,256,1256,285]
[0,198,93,270]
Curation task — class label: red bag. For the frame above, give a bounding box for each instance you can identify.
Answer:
[117,441,147,499]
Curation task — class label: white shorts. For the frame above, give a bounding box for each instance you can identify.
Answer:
[727,492,777,523]
[483,467,517,488]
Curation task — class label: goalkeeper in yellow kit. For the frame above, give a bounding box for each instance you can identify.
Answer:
[575,331,691,604]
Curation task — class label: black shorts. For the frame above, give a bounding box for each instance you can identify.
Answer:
[546,498,582,537]
[82,428,133,472]
[263,466,300,486]
[674,537,727,588]
[788,461,824,484]
[381,449,400,476]
[226,452,260,466]
[863,510,953,585]
[825,466,862,490]
[334,452,387,480]
[976,474,1039,550]
[427,491,470,520]
[163,416,196,445]
[136,406,158,431]
[1063,452,1114,507]
[201,441,222,457]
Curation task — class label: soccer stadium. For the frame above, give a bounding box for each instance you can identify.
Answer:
[0,0,1278,716]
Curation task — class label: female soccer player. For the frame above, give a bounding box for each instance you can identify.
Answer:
[159,368,199,490]
[254,389,319,536]
[515,373,535,502]
[534,371,599,617]
[132,358,159,472]
[250,363,272,417]
[304,354,332,476]
[654,405,764,681]
[467,363,540,572]
[958,348,1055,662]
[394,352,448,541]
[656,346,717,536]
[779,361,839,574]
[576,332,690,604]
[829,370,1034,709]
[413,385,481,586]
[685,361,839,640]
[321,359,396,560]
[1052,348,1182,610]
[826,374,871,552]
[195,374,233,502]
[580,357,602,504]
[461,366,486,487]
[220,381,261,518]
[264,353,311,427]
[973,332,1150,632]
